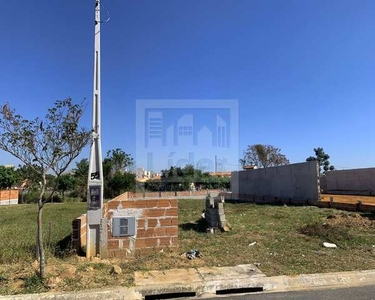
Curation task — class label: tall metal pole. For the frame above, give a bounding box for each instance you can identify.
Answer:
[87,0,104,258]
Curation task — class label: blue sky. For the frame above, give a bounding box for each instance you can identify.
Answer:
[1,0,375,171]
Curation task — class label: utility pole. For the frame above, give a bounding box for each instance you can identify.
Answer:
[87,0,104,258]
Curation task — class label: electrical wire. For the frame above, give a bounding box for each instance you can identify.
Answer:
[100,2,110,23]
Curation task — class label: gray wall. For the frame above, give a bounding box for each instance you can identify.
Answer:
[324,168,375,195]
[231,161,320,203]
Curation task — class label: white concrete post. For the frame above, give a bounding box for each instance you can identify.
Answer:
[87,0,104,258]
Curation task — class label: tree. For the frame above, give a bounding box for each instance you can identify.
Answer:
[144,179,163,191]
[15,164,43,203]
[107,171,136,198]
[104,148,134,176]
[103,149,135,198]
[240,144,289,168]
[0,165,18,189]
[57,173,76,201]
[160,164,212,191]
[0,98,91,278]
[306,147,335,174]
[73,158,89,200]
[46,174,56,190]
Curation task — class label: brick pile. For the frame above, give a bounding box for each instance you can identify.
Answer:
[205,195,228,231]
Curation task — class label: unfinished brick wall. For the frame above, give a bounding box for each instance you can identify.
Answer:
[0,190,19,205]
[104,198,178,258]
[71,214,87,252]
[72,193,179,258]
[126,189,221,199]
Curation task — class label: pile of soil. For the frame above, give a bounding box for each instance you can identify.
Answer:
[326,213,375,229]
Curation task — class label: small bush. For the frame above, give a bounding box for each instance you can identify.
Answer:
[49,194,62,203]
[22,190,40,203]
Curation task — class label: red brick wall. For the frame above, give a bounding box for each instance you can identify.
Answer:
[105,198,178,258]
[0,190,19,205]
[126,189,221,199]
[71,214,87,251]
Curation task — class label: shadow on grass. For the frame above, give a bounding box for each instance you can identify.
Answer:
[179,218,207,233]
[358,212,375,220]
[54,234,76,258]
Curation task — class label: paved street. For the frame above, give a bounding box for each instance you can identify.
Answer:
[194,285,375,300]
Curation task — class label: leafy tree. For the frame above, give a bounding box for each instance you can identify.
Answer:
[107,171,136,198]
[46,174,56,189]
[57,173,76,201]
[201,175,231,190]
[73,158,89,200]
[0,98,91,278]
[103,149,135,198]
[104,148,134,177]
[306,147,335,174]
[144,179,163,191]
[16,164,43,188]
[15,164,43,203]
[0,165,18,189]
[159,164,230,191]
[240,144,289,168]
[161,166,197,191]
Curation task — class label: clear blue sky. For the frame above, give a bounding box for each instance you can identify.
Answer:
[1,0,375,170]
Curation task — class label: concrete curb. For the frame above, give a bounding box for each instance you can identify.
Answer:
[2,268,375,299]
[134,268,375,298]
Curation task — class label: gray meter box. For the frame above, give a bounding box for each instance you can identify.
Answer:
[112,217,136,237]
[89,185,101,209]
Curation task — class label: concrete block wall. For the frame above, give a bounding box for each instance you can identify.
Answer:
[0,190,19,205]
[323,168,375,195]
[205,196,226,229]
[231,161,320,204]
[103,198,178,257]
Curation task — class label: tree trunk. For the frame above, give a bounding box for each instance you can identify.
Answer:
[37,201,45,277]
[37,171,46,278]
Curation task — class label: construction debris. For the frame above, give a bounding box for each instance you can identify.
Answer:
[185,249,202,260]
[205,194,228,232]
[323,242,337,248]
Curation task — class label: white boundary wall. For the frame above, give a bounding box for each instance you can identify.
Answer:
[323,168,375,195]
[231,161,320,203]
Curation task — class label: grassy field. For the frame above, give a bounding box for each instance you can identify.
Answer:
[1,199,375,294]
[0,202,87,264]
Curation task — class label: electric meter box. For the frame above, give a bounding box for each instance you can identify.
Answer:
[112,217,136,237]
[89,185,101,209]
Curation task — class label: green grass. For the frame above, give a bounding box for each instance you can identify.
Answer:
[1,199,375,295]
[0,202,86,263]
[177,200,375,276]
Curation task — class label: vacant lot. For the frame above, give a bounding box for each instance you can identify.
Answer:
[1,199,375,295]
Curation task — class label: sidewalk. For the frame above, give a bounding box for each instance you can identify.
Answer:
[2,265,375,299]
